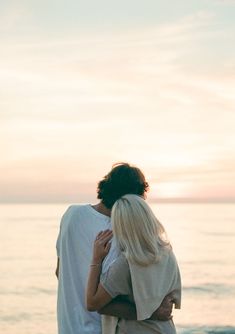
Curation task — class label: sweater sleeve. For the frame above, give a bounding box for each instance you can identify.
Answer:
[100,254,131,298]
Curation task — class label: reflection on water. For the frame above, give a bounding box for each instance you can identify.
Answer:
[0,203,235,334]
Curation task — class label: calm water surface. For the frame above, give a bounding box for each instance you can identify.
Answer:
[0,203,235,334]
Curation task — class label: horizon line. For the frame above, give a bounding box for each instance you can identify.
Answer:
[0,197,235,204]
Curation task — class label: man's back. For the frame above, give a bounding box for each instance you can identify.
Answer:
[56,204,113,334]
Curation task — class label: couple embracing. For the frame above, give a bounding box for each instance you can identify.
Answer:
[56,163,181,334]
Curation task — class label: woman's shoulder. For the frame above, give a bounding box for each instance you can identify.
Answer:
[110,252,129,271]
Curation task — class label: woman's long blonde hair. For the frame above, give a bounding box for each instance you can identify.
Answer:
[111,194,171,266]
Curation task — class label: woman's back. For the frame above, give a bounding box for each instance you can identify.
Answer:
[101,249,181,334]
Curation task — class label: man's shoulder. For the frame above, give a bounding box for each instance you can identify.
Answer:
[60,204,90,225]
[64,203,90,215]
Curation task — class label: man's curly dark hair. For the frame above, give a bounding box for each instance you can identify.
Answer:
[97,162,149,209]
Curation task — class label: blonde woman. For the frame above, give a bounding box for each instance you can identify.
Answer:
[86,195,181,334]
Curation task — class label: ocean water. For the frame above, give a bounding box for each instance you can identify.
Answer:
[0,203,235,334]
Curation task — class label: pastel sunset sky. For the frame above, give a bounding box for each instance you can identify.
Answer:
[1,0,235,203]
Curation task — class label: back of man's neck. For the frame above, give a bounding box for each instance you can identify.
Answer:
[92,202,111,217]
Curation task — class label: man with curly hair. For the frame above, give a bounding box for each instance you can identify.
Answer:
[56,163,173,334]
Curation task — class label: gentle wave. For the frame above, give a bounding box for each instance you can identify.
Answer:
[0,312,32,323]
[0,287,56,296]
[177,326,235,334]
[183,283,235,296]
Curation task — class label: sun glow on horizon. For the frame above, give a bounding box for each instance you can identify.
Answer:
[150,182,192,199]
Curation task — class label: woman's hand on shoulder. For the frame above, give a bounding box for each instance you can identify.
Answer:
[92,230,113,264]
